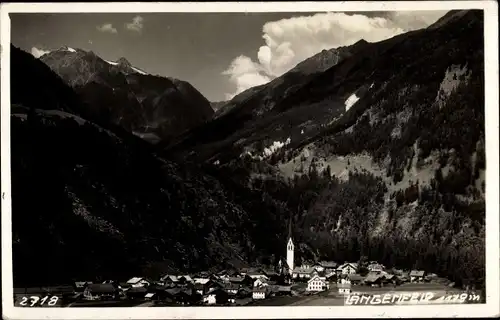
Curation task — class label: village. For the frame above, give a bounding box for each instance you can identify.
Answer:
[14,261,448,307]
[14,230,465,307]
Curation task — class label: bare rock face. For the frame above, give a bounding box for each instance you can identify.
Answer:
[39,47,214,143]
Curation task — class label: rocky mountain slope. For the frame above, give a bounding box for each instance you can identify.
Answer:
[10,9,486,291]
[163,39,370,158]
[38,47,214,143]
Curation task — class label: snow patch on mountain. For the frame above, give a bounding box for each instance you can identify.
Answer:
[241,137,292,160]
[104,59,147,75]
[131,66,147,75]
[344,93,360,111]
[263,138,291,157]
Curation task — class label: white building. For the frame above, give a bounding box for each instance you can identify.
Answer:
[203,293,216,305]
[367,263,385,273]
[338,283,352,295]
[306,275,329,292]
[337,263,358,275]
[194,278,210,285]
[252,288,267,300]
[126,277,150,288]
[254,277,269,288]
[287,234,294,275]
[292,267,315,279]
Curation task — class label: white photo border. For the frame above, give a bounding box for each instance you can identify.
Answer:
[1,1,499,319]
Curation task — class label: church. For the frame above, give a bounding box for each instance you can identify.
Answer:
[276,219,295,281]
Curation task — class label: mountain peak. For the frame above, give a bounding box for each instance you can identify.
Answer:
[116,57,132,67]
[354,39,369,46]
[55,45,78,53]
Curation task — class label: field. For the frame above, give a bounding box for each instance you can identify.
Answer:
[276,283,468,306]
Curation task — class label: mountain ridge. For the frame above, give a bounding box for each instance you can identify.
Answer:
[38,46,214,143]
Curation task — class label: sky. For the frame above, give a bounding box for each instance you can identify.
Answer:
[10,11,447,102]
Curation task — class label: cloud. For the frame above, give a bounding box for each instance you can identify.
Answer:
[125,15,144,33]
[221,55,271,100]
[31,47,50,58]
[223,11,447,100]
[97,23,118,34]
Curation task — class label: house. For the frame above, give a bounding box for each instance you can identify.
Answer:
[193,276,210,285]
[236,286,253,298]
[313,261,338,273]
[424,273,438,282]
[161,275,180,284]
[253,277,270,288]
[320,261,338,273]
[203,288,229,305]
[364,273,384,287]
[347,274,364,285]
[204,279,224,290]
[410,270,426,283]
[223,283,240,295]
[179,275,194,283]
[336,263,358,275]
[202,291,217,305]
[239,267,250,276]
[391,268,404,276]
[179,288,200,305]
[162,287,196,305]
[367,263,385,273]
[193,283,205,295]
[307,275,329,292]
[338,275,351,285]
[312,262,325,272]
[126,286,148,300]
[292,267,315,279]
[126,277,151,288]
[337,283,352,295]
[228,275,253,287]
[325,272,337,282]
[119,282,132,290]
[83,284,119,301]
[74,281,93,292]
[227,269,242,277]
[252,287,267,300]
[382,274,400,286]
[227,293,237,304]
[247,271,268,280]
[144,292,156,300]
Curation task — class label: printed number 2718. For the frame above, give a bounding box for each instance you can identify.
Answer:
[19,296,59,307]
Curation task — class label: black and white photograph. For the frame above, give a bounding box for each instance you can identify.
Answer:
[1,1,499,319]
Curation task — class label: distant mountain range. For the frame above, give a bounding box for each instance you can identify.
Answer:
[37,46,214,143]
[10,10,485,290]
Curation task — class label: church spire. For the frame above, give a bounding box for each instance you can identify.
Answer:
[288,216,292,241]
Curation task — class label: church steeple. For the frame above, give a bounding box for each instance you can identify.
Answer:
[286,216,294,276]
[288,216,293,241]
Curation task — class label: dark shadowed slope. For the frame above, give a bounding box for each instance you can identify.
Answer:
[38,47,213,143]
[10,46,293,286]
